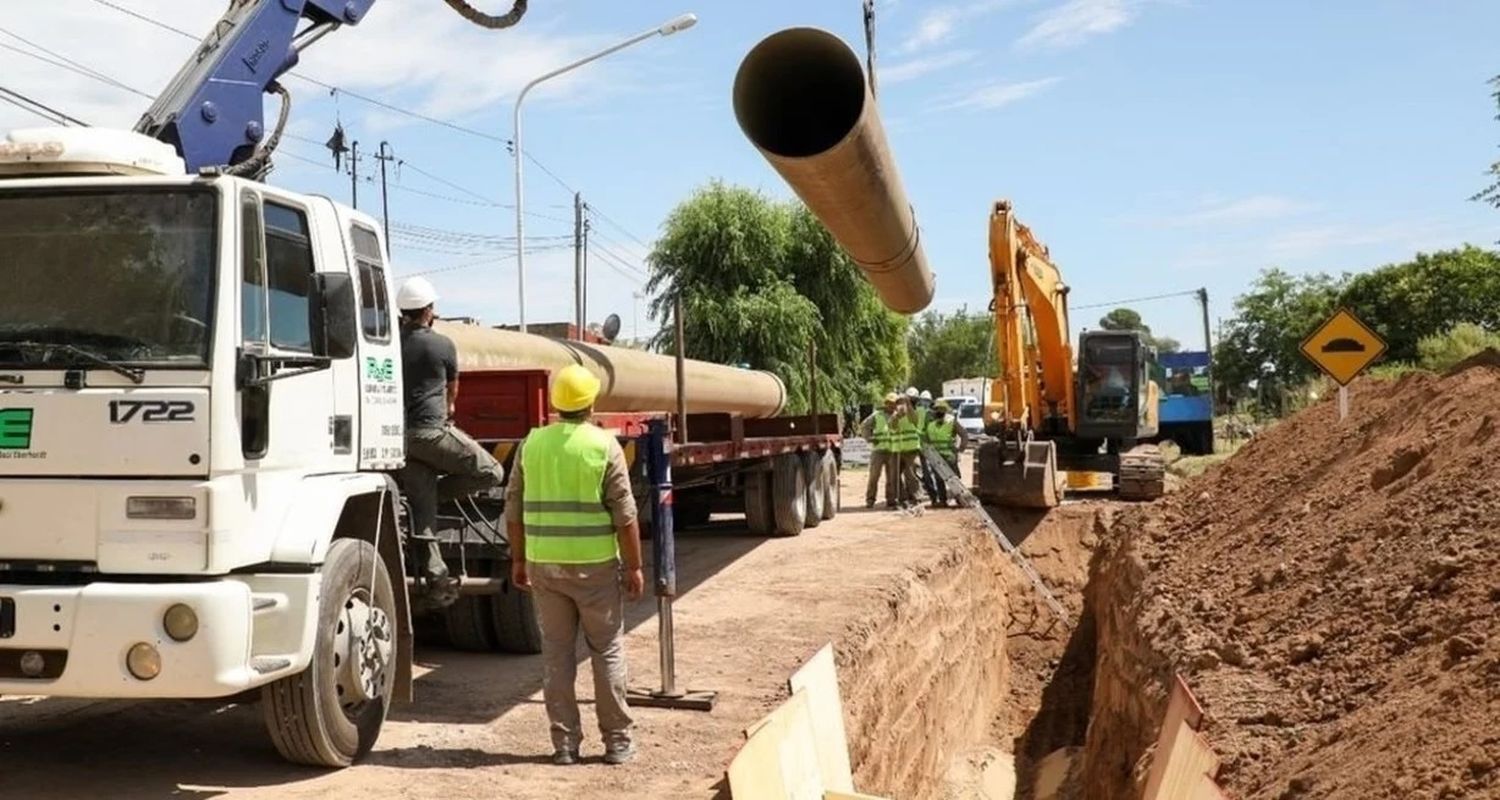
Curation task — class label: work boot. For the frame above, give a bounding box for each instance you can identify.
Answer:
[552,748,579,766]
[603,740,637,765]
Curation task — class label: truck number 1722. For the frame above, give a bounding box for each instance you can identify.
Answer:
[108,400,196,424]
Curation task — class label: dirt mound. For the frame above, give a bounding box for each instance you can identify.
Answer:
[1087,360,1500,799]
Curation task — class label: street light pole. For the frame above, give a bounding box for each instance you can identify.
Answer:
[512,12,698,333]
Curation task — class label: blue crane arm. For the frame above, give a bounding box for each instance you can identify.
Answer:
[134,0,377,173]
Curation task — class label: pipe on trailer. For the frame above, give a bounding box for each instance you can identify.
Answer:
[438,321,788,418]
[733,26,935,315]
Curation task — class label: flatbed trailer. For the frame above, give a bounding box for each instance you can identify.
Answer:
[413,368,842,653]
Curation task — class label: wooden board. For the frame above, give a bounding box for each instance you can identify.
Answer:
[788,644,855,794]
[1141,674,1209,800]
[727,689,827,800]
[1151,721,1222,800]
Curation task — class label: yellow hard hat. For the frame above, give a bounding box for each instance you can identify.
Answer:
[551,364,601,412]
[883,392,900,404]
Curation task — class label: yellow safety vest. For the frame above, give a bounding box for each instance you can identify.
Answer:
[893,416,921,454]
[925,418,957,457]
[521,422,618,564]
[870,414,894,452]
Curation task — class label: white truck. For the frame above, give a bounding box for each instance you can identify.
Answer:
[0,0,534,768]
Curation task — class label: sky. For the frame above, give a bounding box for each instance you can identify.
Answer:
[2,0,1497,348]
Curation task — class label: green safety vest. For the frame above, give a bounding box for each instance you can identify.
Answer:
[925,418,957,457]
[893,416,921,454]
[521,422,618,564]
[869,414,894,452]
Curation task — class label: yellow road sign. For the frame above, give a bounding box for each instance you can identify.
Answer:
[1300,308,1387,386]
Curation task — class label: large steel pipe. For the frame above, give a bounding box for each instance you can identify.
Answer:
[733,27,935,315]
[437,322,788,418]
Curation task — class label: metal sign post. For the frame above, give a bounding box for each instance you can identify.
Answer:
[1338,386,1349,421]
[626,419,716,711]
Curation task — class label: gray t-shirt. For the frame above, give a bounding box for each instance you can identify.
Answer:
[401,323,457,430]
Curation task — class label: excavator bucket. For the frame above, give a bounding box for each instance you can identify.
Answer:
[975,439,1062,509]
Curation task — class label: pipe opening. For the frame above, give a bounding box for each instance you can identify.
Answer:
[733,28,867,158]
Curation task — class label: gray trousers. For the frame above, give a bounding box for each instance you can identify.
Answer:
[403,424,505,577]
[865,451,898,505]
[899,452,927,504]
[530,561,634,751]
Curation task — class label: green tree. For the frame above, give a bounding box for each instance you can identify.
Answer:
[1474,75,1500,212]
[1337,246,1500,362]
[645,182,909,414]
[1213,269,1346,395]
[1097,307,1181,353]
[1417,323,1500,372]
[905,311,993,395]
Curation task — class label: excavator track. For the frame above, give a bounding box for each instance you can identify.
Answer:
[1117,444,1166,501]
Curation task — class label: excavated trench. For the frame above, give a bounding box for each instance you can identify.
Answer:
[830,503,1169,800]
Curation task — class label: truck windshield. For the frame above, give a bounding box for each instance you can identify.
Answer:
[0,188,217,367]
[958,404,981,419]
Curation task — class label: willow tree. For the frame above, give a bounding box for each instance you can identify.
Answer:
[646,182,908,415]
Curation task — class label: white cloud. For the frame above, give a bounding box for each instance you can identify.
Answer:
[0,1,633,139]
[1150,195,1317,227]
[1017,0,1135,50]
[899,0,1020,53]
[881,50,980,85]
[935,77,1062,111]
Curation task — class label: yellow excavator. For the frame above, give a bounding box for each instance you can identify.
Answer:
[975,200,1166,508]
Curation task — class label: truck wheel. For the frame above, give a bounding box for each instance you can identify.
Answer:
[443,594,499,652]
[819,451,840,520]
[263,538,396,768]
[744,470,775,535]
[491,580,543,654]
[802,452,825,528]
[771,454,807,537]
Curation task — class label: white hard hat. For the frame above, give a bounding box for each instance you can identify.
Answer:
[397,276,438,311]
[905,386,918,398]
[919,390,933,401]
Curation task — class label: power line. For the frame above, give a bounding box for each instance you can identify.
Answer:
[589,239,649,279]
[87,0,511,144]
[1071,290,1202,312]
[400,158,508,206]
[0,84,86,126]
[587,242,647,285]
[587,205,652,249]
[0,41,155,100]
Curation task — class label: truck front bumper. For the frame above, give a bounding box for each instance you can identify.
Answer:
[0,575,317,698]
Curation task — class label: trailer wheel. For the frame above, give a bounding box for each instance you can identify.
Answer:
[819,450,840,520]
[744,470,775,535]
[263,538,395,768]
[443,593,499,652]
[802,452,825,529]
[771,454,807,537]
[491,580,543,654]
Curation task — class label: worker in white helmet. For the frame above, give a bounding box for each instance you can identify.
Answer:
[915,389,936,499]
[396,276,505,607]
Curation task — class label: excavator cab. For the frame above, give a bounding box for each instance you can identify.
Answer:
[1075,330,1159,442]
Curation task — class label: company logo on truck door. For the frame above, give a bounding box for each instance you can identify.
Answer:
[365,357,395,383]
[0,408,33,449]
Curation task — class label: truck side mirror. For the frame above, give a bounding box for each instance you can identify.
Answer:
[309,273,358,360]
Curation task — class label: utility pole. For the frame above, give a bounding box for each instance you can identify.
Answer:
[582,216,591,337]
[574,193,584,339]
[1197,287,1216,410]
[863,0,878,99]
[376,141,395,244]
[349,140,360,209]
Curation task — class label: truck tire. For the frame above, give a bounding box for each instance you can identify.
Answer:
[771,454,807,537]
[491,581,543,654]
[443,594,499,652]
[819,450,840,520]
[802,452,825,529]
[744,470,775,535]
[263,538,396,768]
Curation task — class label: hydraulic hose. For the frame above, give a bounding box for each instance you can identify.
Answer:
[440,0,528,29]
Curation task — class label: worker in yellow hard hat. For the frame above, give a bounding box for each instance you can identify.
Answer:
[397,277,504,608]
[860,392,906,508]
[506,363,643,767]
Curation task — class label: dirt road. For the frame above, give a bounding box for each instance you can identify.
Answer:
[0,476,982,800]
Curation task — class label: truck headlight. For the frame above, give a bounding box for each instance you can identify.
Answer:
[126,496,196,520]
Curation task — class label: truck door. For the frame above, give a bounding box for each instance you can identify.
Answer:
[238,189,341,471]
[349,223,404,470]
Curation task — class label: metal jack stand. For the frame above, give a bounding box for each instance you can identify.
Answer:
[626,419,717,711]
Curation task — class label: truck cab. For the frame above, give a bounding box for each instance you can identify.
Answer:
[0,128,411,767]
